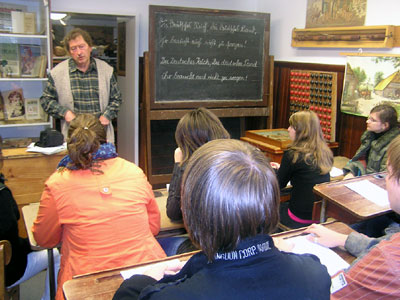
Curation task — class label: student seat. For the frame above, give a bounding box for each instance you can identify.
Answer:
[0,240,20,300]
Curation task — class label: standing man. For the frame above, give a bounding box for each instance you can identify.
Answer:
[40,28,122,144]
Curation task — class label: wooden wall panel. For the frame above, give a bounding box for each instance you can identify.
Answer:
[273,61,364,159]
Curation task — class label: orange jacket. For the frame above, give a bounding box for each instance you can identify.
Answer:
[32,157,166,300]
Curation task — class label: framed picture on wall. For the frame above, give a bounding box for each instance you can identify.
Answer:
[341,55,400,118]
[306,0,367,28]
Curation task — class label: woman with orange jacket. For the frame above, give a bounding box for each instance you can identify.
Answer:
[32,114,166,300]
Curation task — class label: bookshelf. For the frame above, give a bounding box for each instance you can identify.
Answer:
[0,0,52,143]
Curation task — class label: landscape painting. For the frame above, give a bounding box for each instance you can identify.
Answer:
[306,0,367,28]
[341,55,400,118]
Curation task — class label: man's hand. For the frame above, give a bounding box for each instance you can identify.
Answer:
[64,110,76,123]
[99,115,110,126]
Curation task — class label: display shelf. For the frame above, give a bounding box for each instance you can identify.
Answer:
[0,0,52,139]
[292,25,400,48]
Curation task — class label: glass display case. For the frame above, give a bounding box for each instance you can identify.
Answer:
[0,0,51,142]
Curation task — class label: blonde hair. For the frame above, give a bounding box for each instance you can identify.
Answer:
[66,114,106,171]
[289,111,333,174]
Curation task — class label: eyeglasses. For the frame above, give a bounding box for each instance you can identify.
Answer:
[69,44,87,53]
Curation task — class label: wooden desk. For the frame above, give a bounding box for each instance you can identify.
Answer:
[22,203,57,300]
[22,189,184,300]
[2,148,66,237]
[63,251,197,300]
[63,222,355,300]
[153,189,186,237]
[241,131,339,163]
[314,172,391,223]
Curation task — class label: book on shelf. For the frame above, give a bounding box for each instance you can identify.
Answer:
[19,44,46,77]
[1,88,25,120]
[25,98,44,120]
[11,11,36,34]
[0,43,20,78]
[0,4,26,33]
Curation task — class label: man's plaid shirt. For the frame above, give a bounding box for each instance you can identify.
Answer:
[40,57,122,121]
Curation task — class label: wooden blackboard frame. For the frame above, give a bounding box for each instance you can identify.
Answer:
[149,5,270,109]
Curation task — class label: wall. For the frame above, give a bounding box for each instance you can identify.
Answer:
[51,0,258,56]
[52,0,400,64]
[257,0,400,65]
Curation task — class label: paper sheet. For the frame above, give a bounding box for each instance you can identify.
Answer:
[26,142,67,155]
[287,235,349,276]
[344,179,389,207]
[120,259,181,280]
[330,167,344,177]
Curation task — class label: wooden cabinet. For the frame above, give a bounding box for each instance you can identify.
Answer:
[2,148,65,237]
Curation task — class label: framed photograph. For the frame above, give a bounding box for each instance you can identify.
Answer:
[341,55,400,118]
[306,0,367,28]
[19,44,44,77]
[0,43,20,77]
[2,88,25,120]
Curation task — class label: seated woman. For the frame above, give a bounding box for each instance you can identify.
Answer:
[0,138,60,300]
[113,139,331,300]
[275,111,333,229]
[32,114,166,300]
[304,135,400,299]
[343,104,399,179]
[166,107,230,221]
[344,104,400,237]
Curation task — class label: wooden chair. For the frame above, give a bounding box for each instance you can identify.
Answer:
[1,240,20,300]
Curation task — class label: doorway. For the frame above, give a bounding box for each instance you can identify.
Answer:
[50,12,138,163]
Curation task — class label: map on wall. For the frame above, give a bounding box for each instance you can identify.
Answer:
[306,0,367,28]
[341,55,400,118]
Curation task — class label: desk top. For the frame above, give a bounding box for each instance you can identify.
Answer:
[21,189,185,250]
[2,147,67,160]
[63,221,355,300]
[314,172,391,220]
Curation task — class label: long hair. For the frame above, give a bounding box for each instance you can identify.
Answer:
[66,114,106,170]
[175,107,230,165]
[289,111,333,174]
[182,139,280,261]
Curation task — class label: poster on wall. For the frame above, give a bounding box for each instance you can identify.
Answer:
[306,0,367,28]
[341,55,400,118]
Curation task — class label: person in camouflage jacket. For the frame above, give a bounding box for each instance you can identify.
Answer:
[343,104,399,177]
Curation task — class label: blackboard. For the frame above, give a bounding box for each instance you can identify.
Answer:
[149,6,270,109]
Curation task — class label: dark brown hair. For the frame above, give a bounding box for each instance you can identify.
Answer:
[67,114,106,170]
[63,28,93,52]
[181,139,280,261]
[387,135,400,183]
[370,104,398,129]
[289,110,333,174]
[175,107,230,165]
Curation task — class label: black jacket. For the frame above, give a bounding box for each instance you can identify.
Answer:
[113,234,331,300]
[0,174,32,286]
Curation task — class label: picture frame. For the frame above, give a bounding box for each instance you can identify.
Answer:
[341,54,400,118]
